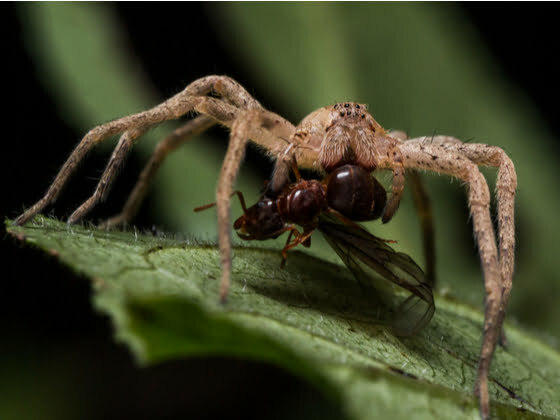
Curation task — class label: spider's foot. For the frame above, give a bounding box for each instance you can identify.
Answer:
[14,211,32,226]
[68,197,98,225]
[474,375,490,420]
[99,214,127,230]
[14,200,47,226]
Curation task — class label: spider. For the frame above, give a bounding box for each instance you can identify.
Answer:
[15,75,516,419]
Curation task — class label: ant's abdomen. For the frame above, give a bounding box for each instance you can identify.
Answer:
[326,165,386,221]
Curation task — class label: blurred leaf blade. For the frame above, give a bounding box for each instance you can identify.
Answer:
[7,217,560,419]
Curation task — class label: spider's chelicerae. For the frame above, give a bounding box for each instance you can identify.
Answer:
[16,75,516,419]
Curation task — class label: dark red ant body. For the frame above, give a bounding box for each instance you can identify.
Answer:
[223,164,435,335]
[234,164,387,256]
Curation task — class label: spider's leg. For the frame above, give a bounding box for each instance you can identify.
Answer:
[101,115,215,228]
[427,137,516,311]
[14,116,147,226]
[388,131,436,285]
[215,109,297,301]
[216,113,253,302]
[68,126,145,224]
[15,95,209,225]
[408,136,517,328]
[185,75,262,110]
[400,140,514,420]
[66,97,241,224]
[14,75,260,226]
[407,170,436,286]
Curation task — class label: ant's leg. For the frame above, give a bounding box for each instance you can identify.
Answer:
[280,228,315,266]
[280,229,296,268]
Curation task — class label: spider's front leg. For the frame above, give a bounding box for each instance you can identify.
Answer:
[14,75,261,227]
[214,109,297,301]
[100,115,216,228]
[15,74,301,306]
[400,138,516,420]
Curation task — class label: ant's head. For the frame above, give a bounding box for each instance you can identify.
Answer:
[234,198,285,241]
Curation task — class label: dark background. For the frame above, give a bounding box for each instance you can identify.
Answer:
[2,4,559,419]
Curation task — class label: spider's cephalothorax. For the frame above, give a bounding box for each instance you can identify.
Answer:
[289,102,405,223]
[293,102,387,172]
[324,105,384,172]
[15,76,516,419]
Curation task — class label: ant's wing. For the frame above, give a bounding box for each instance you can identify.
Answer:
[318,213,435,336]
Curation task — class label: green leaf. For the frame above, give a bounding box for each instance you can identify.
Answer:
[7,217,560,419]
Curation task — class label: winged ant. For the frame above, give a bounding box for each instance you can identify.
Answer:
[196,163,435,335]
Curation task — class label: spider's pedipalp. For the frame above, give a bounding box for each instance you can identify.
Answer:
[381,145,405,223]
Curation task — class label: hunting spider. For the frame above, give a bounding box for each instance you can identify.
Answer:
[15,75,516,419]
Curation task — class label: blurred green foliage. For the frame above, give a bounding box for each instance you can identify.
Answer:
[16,1,559,353]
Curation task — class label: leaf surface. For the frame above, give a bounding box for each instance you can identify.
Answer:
[7,217,560,419]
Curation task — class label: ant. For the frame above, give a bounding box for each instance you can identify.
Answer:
[196,163,435,335]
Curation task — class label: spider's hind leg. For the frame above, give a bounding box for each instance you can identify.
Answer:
[14,75,260,227]
[68,126,146,224]
[407,170,436,286]
[101,115,216,228]
[385,131,436,285]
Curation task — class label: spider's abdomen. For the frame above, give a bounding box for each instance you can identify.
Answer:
[326,165,386,221]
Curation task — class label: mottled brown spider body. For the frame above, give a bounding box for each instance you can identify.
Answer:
[15,75,516,419]
[294,102,386,171]
[290,102,405,223]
